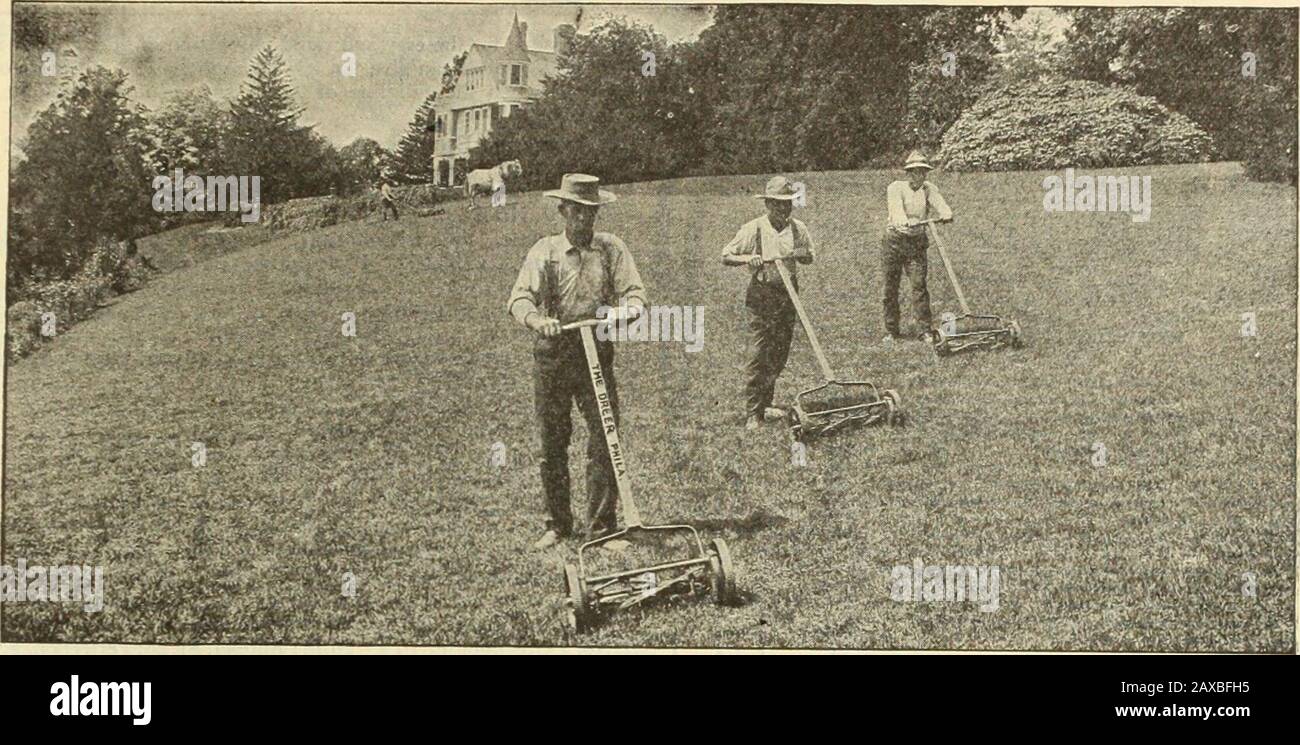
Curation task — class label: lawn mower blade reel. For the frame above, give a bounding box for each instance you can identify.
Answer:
[563,523,734,632]
[787,381,901,442]
[933,314,1022,357]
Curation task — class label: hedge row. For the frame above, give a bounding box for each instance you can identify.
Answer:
[262,184,456,235]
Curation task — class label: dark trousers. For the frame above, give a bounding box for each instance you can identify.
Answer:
[744,279,797,417]
[881,231,931,336]
[381,197,399,220]
[533,333,619,537]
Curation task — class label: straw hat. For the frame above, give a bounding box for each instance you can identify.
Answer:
[544,173,617,205]
[903,150,933,171]
[753,175,800,201]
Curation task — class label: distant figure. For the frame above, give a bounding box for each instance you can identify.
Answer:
[379,179,399,221]
[880,150,952,343]
[466,159,522,209]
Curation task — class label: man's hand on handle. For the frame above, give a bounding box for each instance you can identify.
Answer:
[527,314,562,338]
[604,304,643,324]
[534,305,643,336]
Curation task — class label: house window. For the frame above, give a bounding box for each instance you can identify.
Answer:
[510,64,522,85]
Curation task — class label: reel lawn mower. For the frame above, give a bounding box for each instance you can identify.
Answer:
[772,261,903,443]
[558,317,738,634]
[922,220,1023,357]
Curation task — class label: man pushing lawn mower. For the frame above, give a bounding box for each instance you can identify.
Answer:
[721,176,816,432]
[879,150,953,344]
[507,174,646,551]
[881,152,1023,356]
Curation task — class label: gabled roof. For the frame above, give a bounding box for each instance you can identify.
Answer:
[502,13,530,62]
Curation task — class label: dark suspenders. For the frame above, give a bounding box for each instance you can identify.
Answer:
[540,240,617,319]
[752,220,798,285]
[541,256,560,319]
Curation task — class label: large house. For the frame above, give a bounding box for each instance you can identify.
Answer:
[430,15,572,186]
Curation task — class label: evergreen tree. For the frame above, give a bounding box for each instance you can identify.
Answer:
[226,45,312,204]
[441,51,467,95]
[390,93,437,184]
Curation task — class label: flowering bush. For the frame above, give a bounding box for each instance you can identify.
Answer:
[939,79,1214,172]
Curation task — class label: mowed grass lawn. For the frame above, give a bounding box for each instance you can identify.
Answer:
[3,163,1294,650]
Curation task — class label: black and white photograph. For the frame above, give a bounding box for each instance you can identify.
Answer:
[1,0,1296,654]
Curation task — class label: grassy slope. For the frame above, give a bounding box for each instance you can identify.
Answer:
[3,163,1295,650]
[136,220,275,275]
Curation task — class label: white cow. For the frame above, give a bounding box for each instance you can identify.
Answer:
[465,160,522,209]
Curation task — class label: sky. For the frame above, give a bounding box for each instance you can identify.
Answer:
[15,3,715,150]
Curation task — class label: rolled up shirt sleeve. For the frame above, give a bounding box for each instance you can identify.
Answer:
[507,241,546,327]
[886,182,910,231]
[721,223,756,260]
[926,183,953,221]
[607,236,647,311]
[795,222,817,262]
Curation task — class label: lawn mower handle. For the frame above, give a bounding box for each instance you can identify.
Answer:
[571,322,642,528]
[559,309,643,332]
[920,221,973,317]
[773,260,837,383]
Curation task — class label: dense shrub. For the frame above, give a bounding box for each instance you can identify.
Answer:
[938,79,1214,172]
[6,238,156,361]
[7,272,114,361]
[263,184,451,235]
[84,238,155,294]
[6,302,46,359]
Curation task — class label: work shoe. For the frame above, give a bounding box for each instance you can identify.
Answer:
[533,529,564,550]
[762,406,786,422]
[745,415,762,431]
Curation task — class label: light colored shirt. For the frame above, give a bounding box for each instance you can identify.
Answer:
[886,180,952,236]
[381,183,393,199]
[721,216,816,284]
[508,232,646,326]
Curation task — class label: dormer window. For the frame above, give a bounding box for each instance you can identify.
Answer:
[510,64,522,85]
